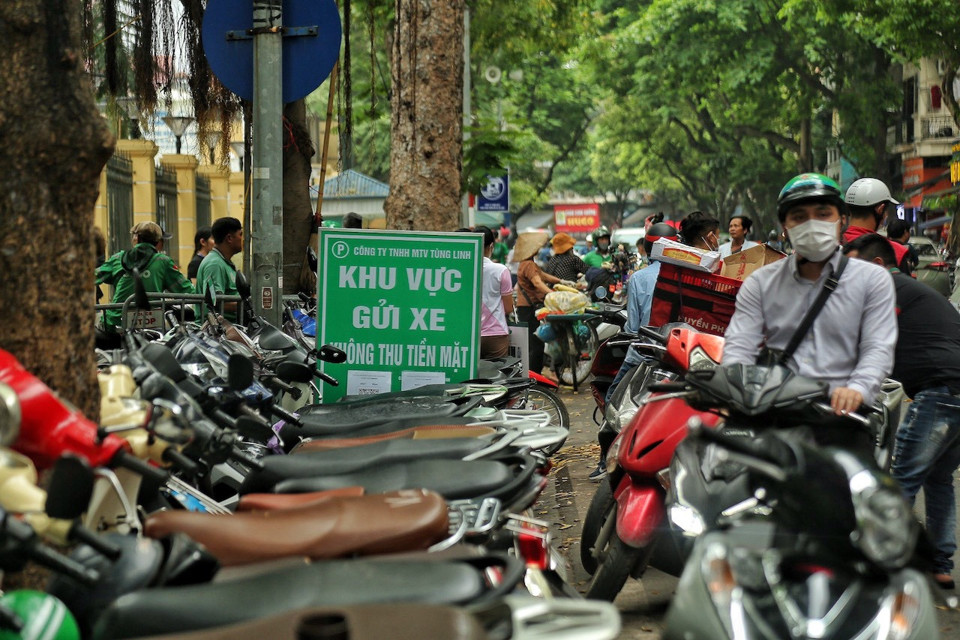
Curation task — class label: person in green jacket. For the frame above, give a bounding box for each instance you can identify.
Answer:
[583,226,613,268]
[196,216,244,322]
[96,221,194,335]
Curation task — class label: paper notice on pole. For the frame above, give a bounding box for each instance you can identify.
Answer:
[346,370,392,396]
[401,371,446,391]
[253,168,270,179]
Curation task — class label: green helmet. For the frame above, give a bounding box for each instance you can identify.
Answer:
[777,173,845,222]
[0,591,79,640]
[591,226,611,243]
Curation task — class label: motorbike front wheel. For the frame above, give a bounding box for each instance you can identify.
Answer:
[554,324,599,387]
[580,479,615,575]
[584,534,646,602]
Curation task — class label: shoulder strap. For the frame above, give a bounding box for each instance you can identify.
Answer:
[778,254,848,364]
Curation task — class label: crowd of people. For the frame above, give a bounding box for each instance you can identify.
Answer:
[93,174,960,589]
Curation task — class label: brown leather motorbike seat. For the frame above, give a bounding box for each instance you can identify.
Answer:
[144,489,449,566]
[292,425,496,452]
[236,486,366,512]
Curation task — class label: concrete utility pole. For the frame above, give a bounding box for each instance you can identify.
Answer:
[252,0,284,326]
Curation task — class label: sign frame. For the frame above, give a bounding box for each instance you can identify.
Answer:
[316,229,484,402]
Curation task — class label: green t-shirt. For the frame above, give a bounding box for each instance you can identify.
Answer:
[491,241,509,264]
[96,244,194,331]
[195,249,239,320]
[582,250,613,268]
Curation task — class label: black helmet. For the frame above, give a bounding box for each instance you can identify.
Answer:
[644,222,679,255]
[776,173,845,222]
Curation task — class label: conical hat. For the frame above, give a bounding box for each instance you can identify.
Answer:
[512,231,549,262]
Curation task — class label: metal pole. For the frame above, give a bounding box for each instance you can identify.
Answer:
[460,6,471,228]
[252,0,284,326]
[314,62,339,226]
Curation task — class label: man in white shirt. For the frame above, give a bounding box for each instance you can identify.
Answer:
[723,173,897,456]
[717,215,759,258]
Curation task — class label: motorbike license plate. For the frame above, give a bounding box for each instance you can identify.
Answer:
[125,309,164,330]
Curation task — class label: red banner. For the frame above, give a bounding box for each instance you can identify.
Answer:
[554,203,600,233]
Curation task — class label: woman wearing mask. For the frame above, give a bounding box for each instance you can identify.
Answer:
[514,231,562,375]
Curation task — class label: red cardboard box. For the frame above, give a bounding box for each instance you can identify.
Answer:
[650,263,741,336]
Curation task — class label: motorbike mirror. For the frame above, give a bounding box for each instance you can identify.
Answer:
[235,271,252,300]
[45,455,95,520]
[306,247,318,272]
[0,383,22,447]
[227,353,255,390]
[594,286,607,301]
[317,344,347,364]
[277,361,314,384]
[149,399,194,445]
[131,268,151,311]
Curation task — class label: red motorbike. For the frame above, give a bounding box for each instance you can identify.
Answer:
[581,326,724,601]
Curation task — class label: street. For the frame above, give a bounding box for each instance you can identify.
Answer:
[543,384,960,639]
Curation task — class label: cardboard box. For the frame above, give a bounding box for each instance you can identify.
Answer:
[719,244,787,281]
[649,238,721,273]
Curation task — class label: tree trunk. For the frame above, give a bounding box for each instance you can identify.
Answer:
[384,0,464,231]
[0,0,113,420]
[281,100,317,295]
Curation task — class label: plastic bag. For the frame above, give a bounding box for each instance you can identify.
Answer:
[543,290,589,314]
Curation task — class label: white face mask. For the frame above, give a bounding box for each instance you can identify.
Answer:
[786,219,839,262]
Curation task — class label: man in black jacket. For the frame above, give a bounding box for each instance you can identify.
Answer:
[844,233,960,589]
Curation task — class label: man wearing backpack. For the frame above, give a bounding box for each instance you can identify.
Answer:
[96,222,194,345]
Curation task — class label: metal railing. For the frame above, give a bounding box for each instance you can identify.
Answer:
[106,154,133,256]
[921,115,957,140]
[95,292,246,332]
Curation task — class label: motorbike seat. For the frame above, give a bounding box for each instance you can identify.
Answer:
[144,489,449,566]
[289,396,479,438]
[277,438,489,475]
[236,487,366,511]
[280,413,481,442]
[291,425,498,452]
[128,603,488,640]
[92,557,490,639]
[242,458,515,500]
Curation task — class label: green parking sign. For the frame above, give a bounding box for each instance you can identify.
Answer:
[317,229,483,402]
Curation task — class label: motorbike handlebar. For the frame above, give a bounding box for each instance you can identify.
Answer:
[26,535,101,585]
[812,402,871,426]
[69,522,122,561]
[112,450,169,485]
[162,447,201,477]
[228,447,265,472]
[4,514,100,586]
[268,403,302,428]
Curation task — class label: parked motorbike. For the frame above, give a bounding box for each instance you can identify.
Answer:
[661,363,938,640]
[581,324,724,599]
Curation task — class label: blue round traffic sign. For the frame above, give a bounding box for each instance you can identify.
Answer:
[203,0,342,103]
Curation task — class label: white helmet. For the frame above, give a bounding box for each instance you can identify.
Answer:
[844,178,900,207]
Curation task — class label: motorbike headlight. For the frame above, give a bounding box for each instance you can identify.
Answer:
[605,434,623,474]
[688,346,718,372]
[849,470,917,570]
[613,405,638,434]
[0,383,22,447]
[669,503,706,537]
